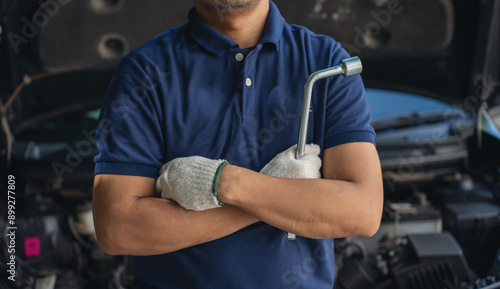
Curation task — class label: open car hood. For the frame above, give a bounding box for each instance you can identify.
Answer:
[0,0,499,131]
[276,0,500,108]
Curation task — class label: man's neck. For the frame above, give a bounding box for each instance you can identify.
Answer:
[194,1,270,49]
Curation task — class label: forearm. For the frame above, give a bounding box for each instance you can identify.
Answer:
[121,199,256,255]
[93,175,258,256]
[218,165,381,239]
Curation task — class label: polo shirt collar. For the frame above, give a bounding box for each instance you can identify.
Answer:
[261,1,284,52]
[188,0,285,56]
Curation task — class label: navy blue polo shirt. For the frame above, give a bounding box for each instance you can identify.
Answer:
[94,1,374,288]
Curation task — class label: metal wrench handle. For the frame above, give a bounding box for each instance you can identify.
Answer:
[286,57,363,241]
[296,56,363,159]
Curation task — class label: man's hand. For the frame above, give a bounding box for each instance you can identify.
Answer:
[260,144,322,178]
[156,156,228,211]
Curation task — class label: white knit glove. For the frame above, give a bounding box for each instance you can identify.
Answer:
[260,144,322,178]
[156,156,228,211]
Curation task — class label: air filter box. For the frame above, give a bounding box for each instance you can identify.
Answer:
[443,202,500,277]
[391,232,471,289]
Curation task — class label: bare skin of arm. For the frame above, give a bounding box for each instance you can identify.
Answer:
[93,143,382,255]
[218,142,384,239]
[92,175,259,256]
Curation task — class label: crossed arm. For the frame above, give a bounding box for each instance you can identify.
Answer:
[92,142,383,256]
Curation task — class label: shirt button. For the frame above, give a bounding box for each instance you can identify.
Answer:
[245,78,252,87]
[235,53,244,61]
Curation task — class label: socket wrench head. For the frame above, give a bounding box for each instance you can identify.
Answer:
[341,56,363,76]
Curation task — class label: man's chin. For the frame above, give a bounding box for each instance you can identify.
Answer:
[196,0,262,14]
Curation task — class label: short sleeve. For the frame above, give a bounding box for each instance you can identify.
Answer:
[323,45,375,149]
[94,55,165,178]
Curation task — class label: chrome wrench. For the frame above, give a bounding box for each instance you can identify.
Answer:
[286,56,363,241]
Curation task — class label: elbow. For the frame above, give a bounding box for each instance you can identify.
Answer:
[342,200,383,238]
[94,221,124,256]
[95,229,123,256]
[96,238,120,256]
[357,202,383,238]
[93,206,131,256]
[326,214,380,239]
[358,217,381,238]
[357,185,383,238]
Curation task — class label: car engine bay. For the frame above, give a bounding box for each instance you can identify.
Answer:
[1,0,500,288]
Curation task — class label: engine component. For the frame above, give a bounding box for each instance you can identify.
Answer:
[381,196,442,237]
[443,202,500,277]
[391,232,472,289]
[335,257,385,289]
[334,232,472,289]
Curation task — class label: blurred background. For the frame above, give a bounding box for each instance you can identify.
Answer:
[0,0,499,288]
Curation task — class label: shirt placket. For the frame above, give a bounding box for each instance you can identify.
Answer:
[233,46,259,123]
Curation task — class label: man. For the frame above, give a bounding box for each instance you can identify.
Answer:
[92,0,383,288]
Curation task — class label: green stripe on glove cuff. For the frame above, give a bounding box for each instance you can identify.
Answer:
[212,161,229,206]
